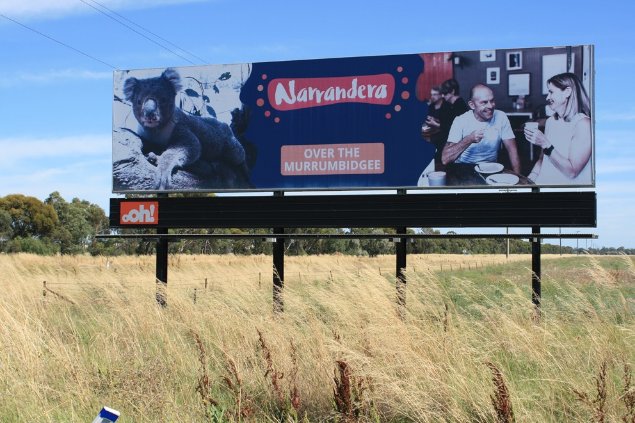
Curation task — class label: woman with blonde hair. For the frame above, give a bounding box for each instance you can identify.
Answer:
[524,72,592,184]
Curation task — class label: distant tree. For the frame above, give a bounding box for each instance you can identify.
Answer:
[283,228,348,256]
[5,236,58,255]
[0,194,58,239]
[45,192,109,254]
[0,209,12,240]
[351,228,394,257]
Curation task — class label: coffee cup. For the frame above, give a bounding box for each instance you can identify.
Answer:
[428,171,446,186]
[524,122,539,131]
[524,122,539,144]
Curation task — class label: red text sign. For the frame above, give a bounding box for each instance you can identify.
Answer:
[120,201,159,225]
[281,143,384,176]
[268,74,395,111]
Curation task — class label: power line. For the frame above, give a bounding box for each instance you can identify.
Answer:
[81,0,209,65]
[78,0,203,66]
[0,12,117,70]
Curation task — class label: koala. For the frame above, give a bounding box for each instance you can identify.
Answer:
[123,68,250,190]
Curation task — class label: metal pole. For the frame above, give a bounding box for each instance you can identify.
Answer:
[531,188,541,319]
[396,189,407,310]
[155,193,168,307]
[273,191,284,313]
[156,226,168,307]
[506,227,510,259]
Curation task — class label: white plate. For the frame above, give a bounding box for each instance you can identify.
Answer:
[486,173,519,186]
[475,162,504,174]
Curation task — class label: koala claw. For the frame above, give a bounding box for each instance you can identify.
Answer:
[157,172,171,190]
[146,152,159,165]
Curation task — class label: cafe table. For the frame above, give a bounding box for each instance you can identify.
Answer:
[444,163,532,187]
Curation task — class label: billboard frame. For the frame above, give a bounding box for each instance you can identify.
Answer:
[112,45,595,194]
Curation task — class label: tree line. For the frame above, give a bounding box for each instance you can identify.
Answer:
[1,193,629,256]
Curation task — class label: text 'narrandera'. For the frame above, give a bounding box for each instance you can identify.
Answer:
[269,74,395,111]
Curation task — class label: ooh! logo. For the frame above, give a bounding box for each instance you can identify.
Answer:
[120,201,158,225]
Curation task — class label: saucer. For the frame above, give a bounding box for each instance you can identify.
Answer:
[485,173,519,186]
[475,162,504,174]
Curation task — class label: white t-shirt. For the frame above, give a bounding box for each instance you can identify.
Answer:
[535,113,592,185]
[447,110,515,164]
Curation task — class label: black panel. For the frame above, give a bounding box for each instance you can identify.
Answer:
[110,192,596,229]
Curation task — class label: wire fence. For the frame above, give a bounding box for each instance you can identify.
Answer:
[38,259,516,303]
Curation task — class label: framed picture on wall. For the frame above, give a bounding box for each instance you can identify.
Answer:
[508,73,530,96]
[486,67,500,84]
[480,50,496,62]
[506,51,522,70]
[542,53,575,94]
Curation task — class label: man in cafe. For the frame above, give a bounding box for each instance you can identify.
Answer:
[423,85,453,164]
[441,84,521,174]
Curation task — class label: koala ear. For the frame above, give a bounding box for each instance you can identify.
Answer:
[162,68,182,93]
[123,77,138,102]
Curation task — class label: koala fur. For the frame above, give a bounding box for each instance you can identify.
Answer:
[123,68,250,190]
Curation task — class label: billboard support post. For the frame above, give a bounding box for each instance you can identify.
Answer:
[396,189,407,313]
[108,192,596,313]
[156,226,168,307]
[155,193,168,307]
[273,191,285,313]
[531,188,541,320]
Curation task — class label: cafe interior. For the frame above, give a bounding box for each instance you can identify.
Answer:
[417,45,593,176]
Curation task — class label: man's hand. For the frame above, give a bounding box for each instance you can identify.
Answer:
[442,129,484,165]
[469,129,485,144]
[425,116,440,128]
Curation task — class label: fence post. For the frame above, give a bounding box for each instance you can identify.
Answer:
[43,281,46,297]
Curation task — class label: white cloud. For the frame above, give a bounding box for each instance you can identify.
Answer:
[0,133,112,208]
[595,129,635,156]
[595,158,635,175]
[596,56,635,66]
[0,0,209,20]
[0,159,112,210]
[596,110,635,122]
[594,180,635,196]
[0,134,110,166]
[0,69,111,87]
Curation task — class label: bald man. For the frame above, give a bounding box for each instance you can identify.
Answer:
[442,84,520,174]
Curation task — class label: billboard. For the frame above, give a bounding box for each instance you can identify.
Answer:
[112,45,594,192]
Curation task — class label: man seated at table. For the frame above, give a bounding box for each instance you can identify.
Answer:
[441,84,521,174]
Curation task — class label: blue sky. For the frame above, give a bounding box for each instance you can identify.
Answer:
[1,0,634,248]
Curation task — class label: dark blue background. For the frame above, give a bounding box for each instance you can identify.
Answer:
[240,53,433,190]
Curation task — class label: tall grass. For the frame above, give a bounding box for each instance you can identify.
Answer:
[0,253,633,422]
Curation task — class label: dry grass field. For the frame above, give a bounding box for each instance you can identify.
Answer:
[0,253,633,422]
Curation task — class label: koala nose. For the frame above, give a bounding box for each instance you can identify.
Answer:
[142,98,158,116]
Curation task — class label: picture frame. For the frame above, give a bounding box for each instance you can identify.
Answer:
[486,67,500,84]
[506,51,522,70]
[542,53,575,94]
[480,50,496,62]
[508,73,530,96]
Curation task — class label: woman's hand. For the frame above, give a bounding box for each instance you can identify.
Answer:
[524,127,550,149]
